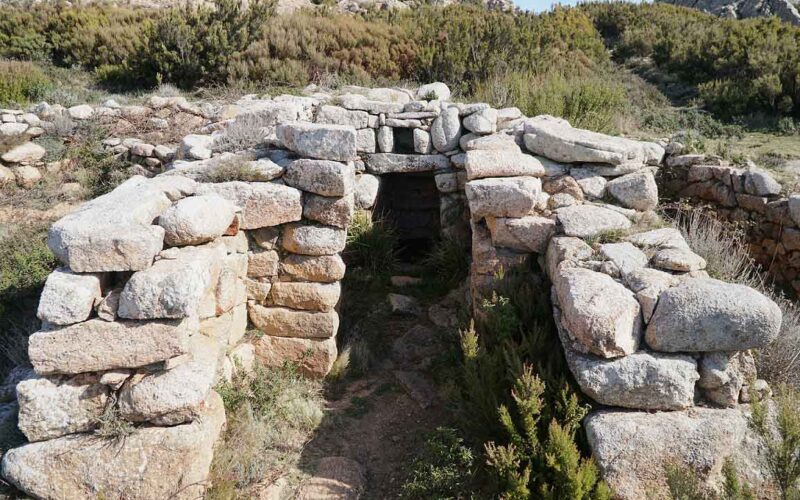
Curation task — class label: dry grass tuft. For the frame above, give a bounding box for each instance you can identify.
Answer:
[213,113,274,153]
[208,363,324,498]
[674,210,800,387]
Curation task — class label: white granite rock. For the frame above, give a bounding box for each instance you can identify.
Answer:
[556,205,632,238]
[17,374,109,442]
[284,159,355,197]
[2,391,226,500]
[28,318,194,375]
[159,194,237,246]
[118,242,226,319]
[37,268,103,325]
[197,181,302,230]
[554,267,642,358]
[646,278,782,352]
[465,177,541,219]
[277,122,357,161]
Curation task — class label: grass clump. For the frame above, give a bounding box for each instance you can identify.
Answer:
[422,237,471,290]
[202,157,272,183]
[209,363,323,498]
[93,404,135,439]
[343,210,398,277]
[751,385,800,500]
[0,60,51,106]
[213,113,272,153]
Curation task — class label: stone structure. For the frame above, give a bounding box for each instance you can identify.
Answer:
[658,152,800,295]
[0,84,784,498]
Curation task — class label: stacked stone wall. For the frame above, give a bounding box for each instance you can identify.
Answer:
[659,153,800,295]
[0,83,787,499]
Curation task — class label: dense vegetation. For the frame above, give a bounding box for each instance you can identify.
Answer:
[584,2,800,120]
[3,0,800,131]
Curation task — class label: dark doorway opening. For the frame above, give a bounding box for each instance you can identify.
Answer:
[373,173,441,262]
[393,128,415,154]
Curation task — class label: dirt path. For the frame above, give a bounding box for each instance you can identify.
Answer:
[297,286,463,498]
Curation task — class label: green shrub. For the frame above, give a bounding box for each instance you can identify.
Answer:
[0,224,56,317]
[343,210,398,277]
[0,60,51,106]
[400,427,477,499]
[584,2,800,120]
[422,237,471,290]
[139,0,275,88]
[473,69,626,133]
[751,385,800,499]
[484,365,610,499]
[229,10,416,87]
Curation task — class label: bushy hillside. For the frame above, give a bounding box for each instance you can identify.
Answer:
[585,2,800,120]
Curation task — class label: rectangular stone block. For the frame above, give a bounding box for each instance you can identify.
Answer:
[28,318,194,375]
[198,181,302,230]
[249,304,339,339]
[47,175,197,272]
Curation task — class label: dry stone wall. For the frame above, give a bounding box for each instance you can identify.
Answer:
[0,83,786,498]
[659,153,800,296]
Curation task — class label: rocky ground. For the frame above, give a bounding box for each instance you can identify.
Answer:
[294,281,462,498]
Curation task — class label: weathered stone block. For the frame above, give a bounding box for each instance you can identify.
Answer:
[268,282,341,312]
[465,177,541,219]
[2,391,226,500]
[29,318,194,375]
[277,122,357,161]
[284,159,355,197]
[158,194,237,246]
[254,336,337,378]
[37,268,103,326]
[198,181,302,230]
[646,278,782,352]
[249,305,339,339]
[282,224,347,256]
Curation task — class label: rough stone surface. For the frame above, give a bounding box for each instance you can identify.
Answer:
[606,170,659,211]
[1,142,46,164]
[354,174,380,209]
[2,391,226,500]
[268,282,341,312]
[118,335,219,425]
[464,150,545,180]
[118,243,226,319]
[416,82,450,100]
[486,215,556,253]
[282,224,347,256]
[646,278,782,352]
[585,407,773,500]
[37,268,103,326]
[249,305,339,338]
[198,181,302,230]
[303,193,354,229]
[465,177,541,219]
[48,176,197,272]
[598,242,649,275]
[545,236,594,281]
[159,194,237,246]
[278,255,344,284]
[284,159,355,197]
[431,107,462,152]
[17,375,109,442]
[463,108,497,134]
[365,153,449,174]
[554,267,642,358]
[277,122,357,161]
[556,205,632,238]
[566,348,698,410]
[28,318,194,375]
[254,336,337,378]
[524,117,645,165]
